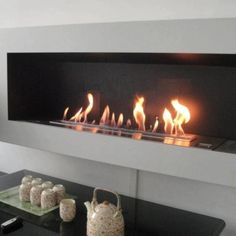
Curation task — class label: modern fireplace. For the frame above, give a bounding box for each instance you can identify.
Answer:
[7,53,236,154]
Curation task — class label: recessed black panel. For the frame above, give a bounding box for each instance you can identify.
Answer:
[7,53,236,140]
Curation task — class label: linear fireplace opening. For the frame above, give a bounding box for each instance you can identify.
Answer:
[7,53,236,153]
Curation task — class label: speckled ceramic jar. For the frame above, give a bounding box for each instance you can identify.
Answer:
[60,199,76,222]
[32,178,43,186]
[30,184,43,206]
[19,182,32,202]
[41,189,56,209]
[42,181,54,190]
[21,175,33,184]
[53,184,65,204]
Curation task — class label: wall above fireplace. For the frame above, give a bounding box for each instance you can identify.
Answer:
[1,18,236,188]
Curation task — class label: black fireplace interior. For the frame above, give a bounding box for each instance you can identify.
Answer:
[7,53,236,153]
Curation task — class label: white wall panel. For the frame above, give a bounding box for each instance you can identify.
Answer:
[138,171,236,236]
[0,141,137,197]
[0,20,236,188]
[0,0,235,29]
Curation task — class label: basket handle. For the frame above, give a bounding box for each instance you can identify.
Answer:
[92,187,121,211]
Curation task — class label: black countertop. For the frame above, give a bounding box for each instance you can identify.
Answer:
[0,170,225,236]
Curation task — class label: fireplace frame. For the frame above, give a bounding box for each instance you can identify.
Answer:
[0,19,236,188]
[7,52,236,149]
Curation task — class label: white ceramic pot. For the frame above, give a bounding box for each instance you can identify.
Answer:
[53,184,65,204]
[42,181,54,190]
[30,184,43,206]
[32,178,43,186]
[19,182,32,202]
[21,175,33,184]
[60,199,76,222]
[41,189,56,209]
[84,188,124,236]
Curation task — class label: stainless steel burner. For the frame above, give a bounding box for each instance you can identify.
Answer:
[49,120,196,146]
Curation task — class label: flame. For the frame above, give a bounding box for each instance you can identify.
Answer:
[163,108,174,134]
[152,117,159,133]
[117,113,124,128]
[107,112,123,127]
[70,107,83,122]
[172,99,190,135]
[82,93,94,123]
[172,99,190,123]
[163,100,190,135]
[63,92,191,139]
[133,97,146,131]
[126,119,132,128]
[111,112,116,127]
[100,105,110,125]
[63,107,69,120]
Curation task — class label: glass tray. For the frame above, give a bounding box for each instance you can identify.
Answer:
[0,186,74,216]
